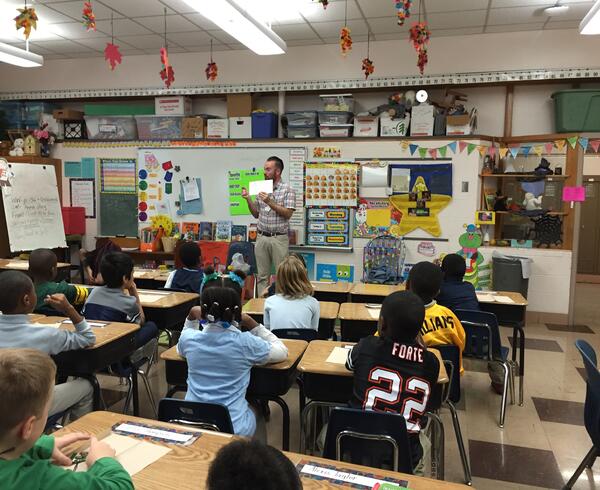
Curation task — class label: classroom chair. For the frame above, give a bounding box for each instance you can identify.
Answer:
[120,338,158,418]
[455,309,517,428]
[322,407,413,474]
[563,340,600,489]
[158,398,234,433]
[272,328,318,342]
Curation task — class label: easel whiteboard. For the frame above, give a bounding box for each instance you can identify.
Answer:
[137,146,306,233]
[1,163,66,252]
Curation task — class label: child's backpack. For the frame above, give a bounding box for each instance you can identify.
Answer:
[362,235,406,285]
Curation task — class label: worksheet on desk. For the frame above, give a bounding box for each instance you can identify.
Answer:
[493,295,515,304]
[326,346,352,365]
[366,306,381,320]
[476,294,495,302]
[138,293,169,303]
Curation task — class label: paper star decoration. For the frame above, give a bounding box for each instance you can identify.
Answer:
[104,43,122,70]
[82,2,96,31]
[159,47,175,88]
[14,6,38,40]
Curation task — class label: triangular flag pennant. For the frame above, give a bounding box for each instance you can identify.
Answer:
[522,146,531,157]
[509,146,520,158]
[467,143,476,155]
[409,144,419,156]
[499,147,509,159]
[418,147,427,159]
[555,139,566,152]
[478,146,487,157]
[429,148,438,159]
[459,141,469,153]
[401,140,410,151]
[533,146,543,157]
[567,136,578,149]
[544,142,554,154]
[488,146,497,157]
[590,139,600,153]
[439,146,448,158]
[447,141,457,154]
[579,137,589,151]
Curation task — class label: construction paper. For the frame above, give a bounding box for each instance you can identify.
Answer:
[81,158,96,179]
[64,161,81,178]
[562,186,585,202]
[325,346,350,365]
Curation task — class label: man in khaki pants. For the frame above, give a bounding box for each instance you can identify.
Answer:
[242,156,296,295]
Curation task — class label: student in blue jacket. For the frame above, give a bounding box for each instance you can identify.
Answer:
[436,253,480,312]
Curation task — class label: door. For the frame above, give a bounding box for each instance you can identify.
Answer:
[578,178,600,274]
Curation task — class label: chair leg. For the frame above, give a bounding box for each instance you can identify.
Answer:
[122,376,133,415]
[563,446,598,489]
[587,454,597,469]
[499,362,510,428]
[446,401,472,485]
[138,369,157,418]
[427,412,445,480]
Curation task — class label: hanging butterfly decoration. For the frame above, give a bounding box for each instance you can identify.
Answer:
[82,1,96,31]
[205,39,218,81]
[14,4,38,40]
[409,21,430,75]
[395,0,412,26]
[104,12,122,70]
[317,0,329,8]
[340,26,352,55]
[160,47,175,88]
[361,32,374,79]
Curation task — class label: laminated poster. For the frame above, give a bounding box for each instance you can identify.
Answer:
[305,163,358,208]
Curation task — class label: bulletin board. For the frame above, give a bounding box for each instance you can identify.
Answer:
[136,147,306,237]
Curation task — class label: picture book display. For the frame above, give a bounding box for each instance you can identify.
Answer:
[305,163,359,207]
[231,224,247,241]
[215,220,232,241]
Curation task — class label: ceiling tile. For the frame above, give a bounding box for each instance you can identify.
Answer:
[204,29,239,46]
[136,14,200,33]
[286,39,324,46]
[117,33,166,49]
[485,22,546,33]
[119,48,148,56]
[355,0,396,18]
[45,1,123,21]
[366,16,409,34]
[29,39,96,53]
[488,6,553,25]
[94,18,154,36]
[96,0,176,17]
[166,31,217,46]
[47,22,107,39]
[75,36,133,50]
[7,41,57,54]
[32,4,75,23]
[432,26,485,37]
[184,13,226,31]
[427,10,488,29]
[158,0,199,14]
[544,20,582,29]
[373,32,409,41]
[425,0,489,12]
[272,23,320,41]
[322,33,368,43]
[300,0,363,22]
[310,18,369,38]
[492,0,571,7]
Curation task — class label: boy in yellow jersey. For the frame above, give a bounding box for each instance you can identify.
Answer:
[407,261,466,374]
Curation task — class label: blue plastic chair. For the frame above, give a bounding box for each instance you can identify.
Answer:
[322,407,414,473]
[158,398,234,434]
[272,328,318,342]
[564,340,600,489]
[455,309,516,428]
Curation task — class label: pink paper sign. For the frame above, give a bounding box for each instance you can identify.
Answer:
[562,186,585,202]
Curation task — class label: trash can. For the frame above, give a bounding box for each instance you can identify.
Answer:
[491,251,533,298]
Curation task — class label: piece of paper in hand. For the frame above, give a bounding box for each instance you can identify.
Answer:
[182,179,200,202]
[326,346,350,365]
[249,179,273,196]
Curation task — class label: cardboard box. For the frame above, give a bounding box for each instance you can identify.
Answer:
[206,119,228,139]
[446,113,473,136]
[53,108,84,120]
[410,104,435,136]
[182,116,208,138]
[227,94,252,117]
[155,96,192,116]
[380,114,410,137]
[229,117,252,139]
[354,115,379,137]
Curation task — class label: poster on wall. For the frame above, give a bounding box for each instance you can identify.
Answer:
[69,178,96,218]
[305,163,358,207]
[305,207,351,247]
[316,263,355,283]
[388,163,453,237]
[138,151,177,223]
[100,158,137,194]
[228,168,264,216]
[354,198,402,238]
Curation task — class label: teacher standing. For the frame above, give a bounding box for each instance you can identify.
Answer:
[242,156,296,295]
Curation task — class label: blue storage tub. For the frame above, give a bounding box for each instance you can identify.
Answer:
[251,112,278,138]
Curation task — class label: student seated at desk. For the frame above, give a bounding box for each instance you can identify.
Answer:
[264,255,319,331]
[201,265,246,295]
[207,439,301,490]
[346,291,440,474]
[82,252,158,349]
[80,239,121,285]
[29,248,89,316]
[263,252,307,298]
[0,271,95,421]
[436,253,480,313]
[0,348,133,490]
[407,261,466,374]
[177,286,288,439]
[164,241,203,293]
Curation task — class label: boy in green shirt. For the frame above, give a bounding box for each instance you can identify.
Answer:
[29,249,88,316]
[0,348,133,490]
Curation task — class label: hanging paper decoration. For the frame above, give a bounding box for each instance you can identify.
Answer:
[205,39,218,81]
[160,47,175,88]
[395,0,412,26]
[82,1,96,31]
[340,26,352,55]
[409,22,430,75]
[104,43,122,70]
[318,0,329,9]
[361,32,374,79]
[14,5,38,40]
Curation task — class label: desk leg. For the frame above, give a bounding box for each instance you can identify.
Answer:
[270,396,290,451]
[512,324,525,407]
[132,371,140,416]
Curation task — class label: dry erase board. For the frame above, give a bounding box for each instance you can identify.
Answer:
[0,163,66,252]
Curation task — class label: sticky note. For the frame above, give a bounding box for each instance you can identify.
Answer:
[164,171,173,182]
[162,161,173,170]
[165,183,172,194]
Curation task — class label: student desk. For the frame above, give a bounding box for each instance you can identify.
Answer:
[34,316,139,411]
[133,268,169,290]
[338,302,381,341]
[56,411,466,490]
[160,339,308,451]
[243,297,340,339]
[349,283,405,303]
[310,280,353,303]
[477,291,528,406]
[0,258,71,281]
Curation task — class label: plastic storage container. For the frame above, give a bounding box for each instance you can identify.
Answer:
[319,124,353,137]
[286,125,318,138]
[319,94,354,112]
[284,111,318,127]
[135,115,182,139]
[318,111,353,124]
[552,89,600,132]
[251,112,278,138]
[492,255,532,298]
[23,102,56,125]
[84,116,138,140]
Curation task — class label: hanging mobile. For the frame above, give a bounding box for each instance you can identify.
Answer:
[361,31,374,79]
[14,0,38,40]
[104,11,122,70]
[82,1,96,31]
[409,0,431,75]
[205,39,218,81]
[395,0,412,26]
[159,8,175,88]
[340,0,352,55]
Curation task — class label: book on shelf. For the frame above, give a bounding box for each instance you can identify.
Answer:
[181,222,199,241]
[231,224,248,242]
[215,220,232,242]
[199,222,215,241]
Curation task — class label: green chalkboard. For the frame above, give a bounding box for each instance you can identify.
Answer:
[99,193,138,237]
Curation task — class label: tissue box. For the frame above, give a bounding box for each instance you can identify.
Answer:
[446,114,473,136]
[410,104,434,136]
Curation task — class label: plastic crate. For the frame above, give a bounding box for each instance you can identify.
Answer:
[251,112,278,138]
[284,111,318,127]
[319,123,353,137]
[318,111,353,124]
[552,89,600,132]
[62,207,86,235]
[135,115,182,139]
[286,125,318,138]
[319,94,354,112]
[84,116,137,140]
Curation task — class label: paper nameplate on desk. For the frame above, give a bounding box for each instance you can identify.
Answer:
[312,280,334,285]
[30,322,61,329]
[326,346,350,365]
[249,179,273,196]
[297,461,409,488]
[113,422,197,444]
[367,307,381,320]
[494,295,515,304]
[476,294,495,302]
[62,319,108,328]
[138,293,165,303]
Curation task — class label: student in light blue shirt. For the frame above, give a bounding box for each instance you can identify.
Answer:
[264,255,319,331]
[177,286,287,437]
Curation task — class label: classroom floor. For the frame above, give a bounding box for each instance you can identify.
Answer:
[96,282,600,489]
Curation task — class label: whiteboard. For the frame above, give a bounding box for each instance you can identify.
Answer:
[137,146,306,233]
[1,163,66,252]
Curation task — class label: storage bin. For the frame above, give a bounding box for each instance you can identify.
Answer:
[318,111,353,124]
[286,125,318,138]
[207,119,229,139]
[319,123,353,138]
[380,114,410,137]
[23,102,56,124]
[319,94,354,112]
[251,112,278,138]
[229,117,252,139]
[284,111,318,127]
[84,116,137,140]
[135,115,182,139]
[552,89,600,132]
[354,116,379,137]
[85,102,155,116]
[61,207,86,235]
[492,254,532,299]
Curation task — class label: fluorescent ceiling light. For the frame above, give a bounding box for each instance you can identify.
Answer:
[580,0,600,34]
[0,41,43,67]
[182,0,287,55]
[544,4,569,16]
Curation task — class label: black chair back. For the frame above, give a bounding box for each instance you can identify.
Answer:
[272,328,318,342]
[575,340,600,450]
[158,398,234,434]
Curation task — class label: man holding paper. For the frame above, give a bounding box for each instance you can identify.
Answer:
[242,156,296,295]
